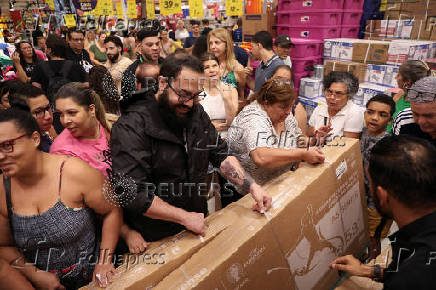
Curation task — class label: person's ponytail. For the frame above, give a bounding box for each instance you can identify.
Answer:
[90,90,111,132]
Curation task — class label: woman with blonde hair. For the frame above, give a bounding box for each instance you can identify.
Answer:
[50,82,112,177]
[84,30,96,51]
[208,28,246,98]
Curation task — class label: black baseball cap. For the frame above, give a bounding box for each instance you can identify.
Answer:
[274,35,294,48]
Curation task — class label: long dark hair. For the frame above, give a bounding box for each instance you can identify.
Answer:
[15,40,38,66]
[55,82,111,133]
[89,65,120,115]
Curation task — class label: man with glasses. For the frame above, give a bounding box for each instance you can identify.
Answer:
[393,76,436,147]
[66,28,93,73]
[111,54,272,246]
[8,84,55,152]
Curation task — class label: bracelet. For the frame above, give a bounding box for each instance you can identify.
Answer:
[372,264,382,281]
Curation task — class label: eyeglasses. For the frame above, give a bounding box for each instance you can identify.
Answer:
[408,89,436,102]
[325,89,348,98]
[0,134,29,153]
[167,81,206,103]
[32,104,52,119]
[71,37,84,42]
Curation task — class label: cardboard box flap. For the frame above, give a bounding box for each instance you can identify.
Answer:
[80,204,241,290]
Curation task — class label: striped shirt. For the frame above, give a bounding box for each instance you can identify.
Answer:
[392,108,414,136]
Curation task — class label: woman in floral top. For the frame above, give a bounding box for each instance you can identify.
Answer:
[228,79,326,186]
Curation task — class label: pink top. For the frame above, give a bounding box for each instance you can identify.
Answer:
[50,123,111,177]
[35,49,47,61]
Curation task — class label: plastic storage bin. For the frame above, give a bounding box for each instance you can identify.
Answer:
[278,0,345,10]
[343,0,365,10]
[293,71,312,93]
[277,25,341,39]
[277,9,342,26]
[340,25,360,38]
[290,38,324,58]
[291,55,323,74]
[342,9,363,26]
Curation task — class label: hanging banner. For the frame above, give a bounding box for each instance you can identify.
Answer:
[101,0,113,16]
[246,0,262,15]
[189,0,204,19]
[146,0,155,19]
[46,0,55,10]
[114,0,124,18]
[71,0,98,12]
[64,14,76,27]
[159,0,182,16]
[127,0,137,18]
[225,0,243,16]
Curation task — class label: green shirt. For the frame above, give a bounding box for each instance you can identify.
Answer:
[387,94,410,133]
[90,44,107,63]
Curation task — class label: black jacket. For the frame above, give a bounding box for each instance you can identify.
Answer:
[110,90,229,241]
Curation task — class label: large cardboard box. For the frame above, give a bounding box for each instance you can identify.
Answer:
[324,60,368,83]
[242,14,274,42]
[154,139,370,290]
[365,64,399,87]
[80,204,242,290]
[324,39,390,64]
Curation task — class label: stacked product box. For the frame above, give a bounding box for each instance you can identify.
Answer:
[322,37,436,107]
[276,0,364,92]
[276,0,364,39]
[364,0,436,40]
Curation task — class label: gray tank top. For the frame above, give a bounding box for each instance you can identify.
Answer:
[4,159,99,283]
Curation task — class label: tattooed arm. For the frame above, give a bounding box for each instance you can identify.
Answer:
[219,156,272,213]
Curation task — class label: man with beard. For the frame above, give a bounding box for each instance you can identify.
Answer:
[111,54,272,245]
[329,135,436,289]
[120,28,163,100]
[104,35,133,94]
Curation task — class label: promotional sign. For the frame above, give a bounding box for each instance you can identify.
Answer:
[246,0,262,15]
[146,0,156,19]
[127,0,138,18]
[225,0,243,16]
[46,0,55,10]
[64,14,76,27]
[160,0,182,16]
[189,0,204,19]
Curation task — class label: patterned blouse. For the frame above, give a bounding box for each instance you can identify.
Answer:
[227,101,303,186]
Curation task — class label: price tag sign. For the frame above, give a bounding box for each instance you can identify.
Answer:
[47,0,55,10]
[146,0,155,19]
[225,0,242,16]
[64,14,76,27]
[189,0,204,19]
[127,0,137,19]
[114,0,124,18]
[160,0,182,16]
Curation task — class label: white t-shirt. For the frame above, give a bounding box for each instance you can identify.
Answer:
[175,29,189,42]
[283,56,292,69]
[309,100,364,138]
[200,89,227,138]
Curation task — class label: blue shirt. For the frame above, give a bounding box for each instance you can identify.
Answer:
[254,54,284,92]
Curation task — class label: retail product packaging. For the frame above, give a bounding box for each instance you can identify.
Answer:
[80,204,241,290]
[299,77,324,99]
[364,19,434,40]
[242,14,275,41]
[365,64,399,87]
[324,60,368,83]
[83,140,369,290]
[154,139,370,290]
[354,82,391,107]
[387,40,435,65]
[324,38,390,64]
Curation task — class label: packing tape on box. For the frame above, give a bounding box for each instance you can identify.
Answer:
[364,42,371,64]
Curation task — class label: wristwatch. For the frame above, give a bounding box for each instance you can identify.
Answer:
[372,264,382,281]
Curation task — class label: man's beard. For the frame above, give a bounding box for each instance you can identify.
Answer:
[107,52,120,63]
[158,88,195,131]
[371,183,393,219]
